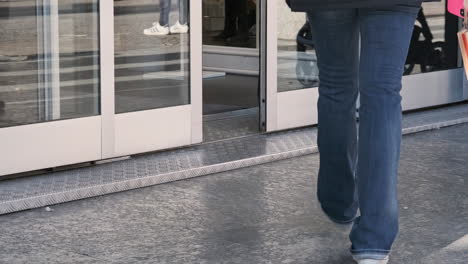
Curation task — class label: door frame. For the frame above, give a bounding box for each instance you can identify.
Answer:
[263,0,319,132]
[100,0,203,159]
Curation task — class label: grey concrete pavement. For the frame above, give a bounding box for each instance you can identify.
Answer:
[0,123,467,263]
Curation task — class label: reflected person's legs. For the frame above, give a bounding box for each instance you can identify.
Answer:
[223,0,237,37]
[227,0,249,45]
[178,0,188,25]
[159,0,171,26]
[307,9,360,224]
[235,0,249,37]
[144,0,171,35]
[350,8,419,260]
[169,0,189,33]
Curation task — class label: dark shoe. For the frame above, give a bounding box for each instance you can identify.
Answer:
[213,31,235,40]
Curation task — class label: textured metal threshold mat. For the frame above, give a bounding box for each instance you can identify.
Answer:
[0,103,468,215]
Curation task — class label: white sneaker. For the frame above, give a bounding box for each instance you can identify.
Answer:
[143,23,169,36]
[354,256,389,264]
[170,21,189,34]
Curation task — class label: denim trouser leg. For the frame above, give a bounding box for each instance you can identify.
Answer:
[178,0,188,25]
[308,9,360,224]
[308,7,419,259]
[159,0,171,26]
[351,8,418,259]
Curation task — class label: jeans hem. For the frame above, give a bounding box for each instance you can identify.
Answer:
[351,250,390,260]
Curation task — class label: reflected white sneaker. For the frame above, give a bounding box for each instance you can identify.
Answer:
[170,21,189,34]
[354,256,389,264]
[143,23,169,36]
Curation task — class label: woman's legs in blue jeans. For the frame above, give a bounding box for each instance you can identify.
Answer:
[308,7,419,259]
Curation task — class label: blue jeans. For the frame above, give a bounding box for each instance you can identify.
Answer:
[159,0,188,26]
[308,7,419,260]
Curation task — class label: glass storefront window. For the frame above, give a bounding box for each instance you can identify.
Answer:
[114,0,190,114]
[0,0,100,128]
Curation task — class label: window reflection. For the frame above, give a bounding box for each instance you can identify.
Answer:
[277,0,461,93]
[203,0,258,48]
[277,1,318,92]
[405,0,460,75]
[114,0,190,114]
[0,0,100,128]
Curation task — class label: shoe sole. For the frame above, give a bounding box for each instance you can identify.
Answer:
[143,31,169,36]
[353,256,389,264]
[170,30,189,34]
[354,259,389,264]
